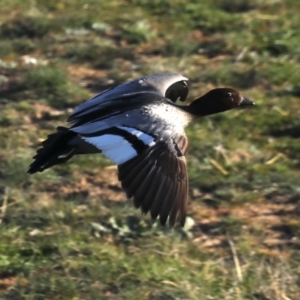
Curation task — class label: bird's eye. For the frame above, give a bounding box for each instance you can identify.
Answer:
[226,92,233,101]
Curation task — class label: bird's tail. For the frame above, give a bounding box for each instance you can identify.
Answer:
[28,126,77,174]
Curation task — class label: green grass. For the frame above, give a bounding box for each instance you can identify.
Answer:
[1,0,300,299]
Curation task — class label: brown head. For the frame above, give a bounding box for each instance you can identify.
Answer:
[186,87,255,117]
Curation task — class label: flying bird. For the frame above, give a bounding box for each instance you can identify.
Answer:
[28,73,254,227]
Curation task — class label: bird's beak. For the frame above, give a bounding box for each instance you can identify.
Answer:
[239,96,255,106]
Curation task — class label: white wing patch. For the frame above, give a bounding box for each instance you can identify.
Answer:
[118,126,156,146]
[81,126,156,165]
[82,135,137,165]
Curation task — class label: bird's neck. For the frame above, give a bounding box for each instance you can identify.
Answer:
[180,97,219,118]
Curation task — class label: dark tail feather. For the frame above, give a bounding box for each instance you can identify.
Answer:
[28,126,77,174]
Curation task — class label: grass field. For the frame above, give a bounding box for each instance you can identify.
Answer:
[1,0,300,299]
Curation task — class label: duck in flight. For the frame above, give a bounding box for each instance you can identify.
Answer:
[28,73,254,227]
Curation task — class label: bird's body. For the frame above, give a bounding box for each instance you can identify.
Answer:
[28,73,254,227]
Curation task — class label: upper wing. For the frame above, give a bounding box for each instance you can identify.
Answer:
[69,91,162,127]
[70,92,189,164]
[68,73,188,124]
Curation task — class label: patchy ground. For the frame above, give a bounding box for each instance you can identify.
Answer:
[1,0,300,299]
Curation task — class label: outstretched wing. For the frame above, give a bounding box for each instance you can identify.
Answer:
[70,91,190,226]
[70,92,190,164]
[118,137,189,227]
[68,73,188,124]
